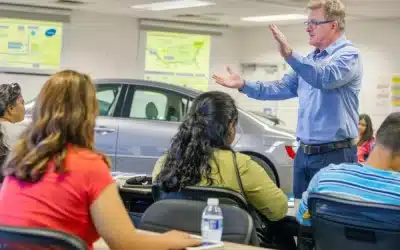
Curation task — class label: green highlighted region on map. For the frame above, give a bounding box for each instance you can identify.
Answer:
[144,31,211,91]
[0,18,63,70]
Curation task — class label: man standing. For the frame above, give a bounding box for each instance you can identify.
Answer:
[213,0,362,198]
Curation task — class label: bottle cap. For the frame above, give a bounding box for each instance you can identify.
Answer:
[207,198,219,206]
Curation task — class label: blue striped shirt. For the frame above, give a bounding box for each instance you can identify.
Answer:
[296,163,400,226]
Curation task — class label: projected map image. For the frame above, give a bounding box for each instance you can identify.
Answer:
[144,31,211,91]
[0,18,63,71]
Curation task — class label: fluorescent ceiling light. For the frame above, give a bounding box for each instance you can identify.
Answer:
[132,0,215,11]
[241,14,307,22]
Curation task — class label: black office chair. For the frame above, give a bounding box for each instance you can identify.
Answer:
[152,185,250,211]
[308,192,400,250]
[119,184,154,227]
[139,199,256,245]
[152,185,286,247]
[0,225,89,250]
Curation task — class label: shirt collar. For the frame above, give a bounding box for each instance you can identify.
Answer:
[314,35,347,56]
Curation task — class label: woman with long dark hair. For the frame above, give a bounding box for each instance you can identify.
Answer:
[357,113,375,162]
[152,91,288,221]
[152,91,296,249]
[0,70,199,250]
[0,82,25,182]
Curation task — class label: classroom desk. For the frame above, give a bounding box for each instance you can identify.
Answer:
[105,184,301,250]
[93,199,301,250]
[93,230,272,250]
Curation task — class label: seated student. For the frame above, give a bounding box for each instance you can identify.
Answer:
[0,70,199,250]
[152,91,287,220]
[357,113,375,162]
[0,82,25,183]
[152,91,296,249]
[297,112,400,226]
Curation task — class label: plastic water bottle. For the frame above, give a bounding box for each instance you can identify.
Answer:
[201,198,223,243]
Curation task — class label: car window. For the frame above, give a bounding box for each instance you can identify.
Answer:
[24,84,124,116]
[129,88,191,121]
[187,99,193,112]
[96,84,123,116]
[180,98,193,117]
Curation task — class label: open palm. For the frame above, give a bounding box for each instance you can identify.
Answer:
[212,66,244,89]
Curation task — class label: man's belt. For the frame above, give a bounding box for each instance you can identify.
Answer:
[300,139,356,155]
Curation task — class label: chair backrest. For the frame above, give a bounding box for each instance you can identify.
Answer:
[119,185,154,227]
[308,192,400,250]
[139,199,254,245]
[151,185,261,246]
[152,185,250,211]
[0,225,89,250]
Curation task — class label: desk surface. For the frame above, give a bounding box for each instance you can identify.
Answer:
[94,205,299,250]
[93,230,270,250]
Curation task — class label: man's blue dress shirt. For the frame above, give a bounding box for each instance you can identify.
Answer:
[241,36,363,144]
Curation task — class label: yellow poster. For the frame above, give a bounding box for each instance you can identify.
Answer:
[392,76,400,107]
[144,31,211,92]
[0,18,63,70]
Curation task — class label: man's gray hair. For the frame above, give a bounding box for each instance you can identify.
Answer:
[307,0,346,32]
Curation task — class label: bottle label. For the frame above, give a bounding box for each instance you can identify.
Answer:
[202,218,223,230]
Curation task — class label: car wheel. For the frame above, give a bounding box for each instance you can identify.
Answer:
[249,155,278,185]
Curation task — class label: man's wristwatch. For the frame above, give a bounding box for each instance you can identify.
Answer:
[238,81,245,92]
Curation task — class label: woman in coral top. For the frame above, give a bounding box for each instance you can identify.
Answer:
[357,114,375,162]
[0,70,199,250]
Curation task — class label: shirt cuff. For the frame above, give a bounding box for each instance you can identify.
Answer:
[239,80,255,94]
[285,51,303,71]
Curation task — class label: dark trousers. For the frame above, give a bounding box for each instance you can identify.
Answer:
[293,145,357,199]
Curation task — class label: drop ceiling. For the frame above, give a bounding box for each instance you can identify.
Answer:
[1,0,400,27]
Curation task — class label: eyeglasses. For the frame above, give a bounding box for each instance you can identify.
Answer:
[304,19,334,28]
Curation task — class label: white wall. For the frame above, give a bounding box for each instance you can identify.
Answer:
[236,19,400,131]
[61,12,139,79]
[208,29,241,95]
[0,10,241,103]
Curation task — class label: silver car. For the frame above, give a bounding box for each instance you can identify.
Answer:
[24,79,296,193]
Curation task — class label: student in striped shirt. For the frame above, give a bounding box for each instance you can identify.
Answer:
[296,112,400,226]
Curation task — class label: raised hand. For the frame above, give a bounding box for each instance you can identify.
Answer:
[212,66,244,89]
[269,24,292,58]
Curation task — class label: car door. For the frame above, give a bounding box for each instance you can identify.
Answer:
[94,83,126,170]
[115,85,192,175]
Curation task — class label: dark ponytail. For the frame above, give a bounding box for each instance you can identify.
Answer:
[157,91,238,192]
